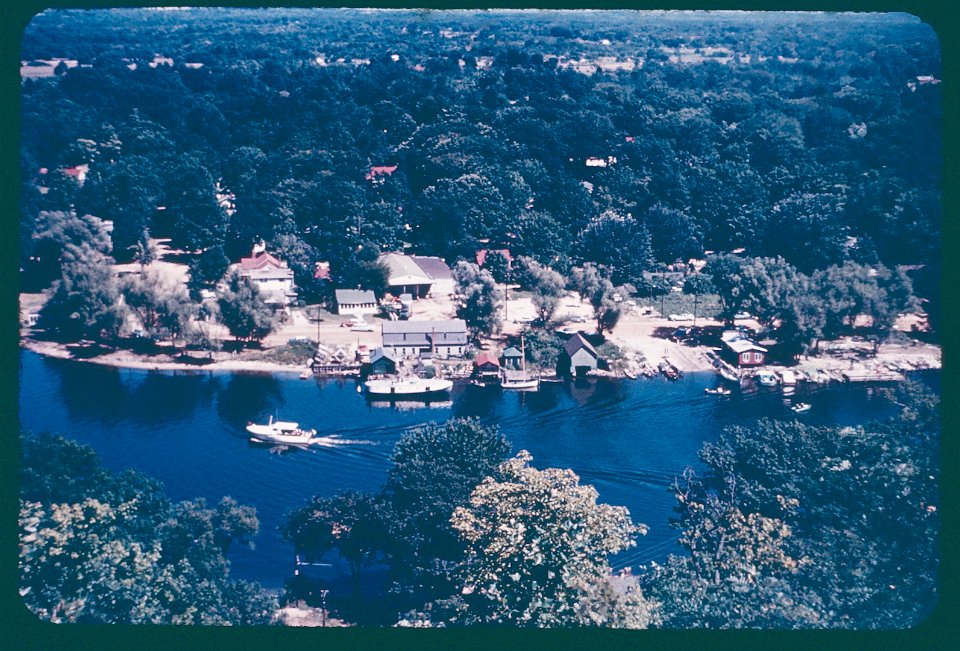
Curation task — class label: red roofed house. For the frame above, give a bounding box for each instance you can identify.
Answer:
[314,261,332,281]
[238,251,296,306]
[62,164,89,186]
[365,165,398,183]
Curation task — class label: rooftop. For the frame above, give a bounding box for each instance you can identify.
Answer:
[335,289,376,304]
[382,319,467,334]
[563,332,597,358]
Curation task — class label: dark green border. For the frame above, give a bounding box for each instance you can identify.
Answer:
[3,2,956,649]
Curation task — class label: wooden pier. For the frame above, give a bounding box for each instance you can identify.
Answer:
[841,369,905,383]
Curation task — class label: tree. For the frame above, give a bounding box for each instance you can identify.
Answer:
[122,270,197,346]
[645,384,939,628]
[39,242,125,342]
[453,261,502,339]
[521,257,565,324]
[481,250,512,285]
[382,419,511,605]
[283,490,388,599]
[578,210,653,285]
[443,451,658,628]
[215,268,276,344]
[591,279,625,335]
[682,273,715,326]
[19,433,277,625]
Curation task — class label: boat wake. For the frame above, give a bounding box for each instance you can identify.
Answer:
[309,435,376,447]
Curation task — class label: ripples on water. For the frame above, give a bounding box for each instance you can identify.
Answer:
[18,350,930,588]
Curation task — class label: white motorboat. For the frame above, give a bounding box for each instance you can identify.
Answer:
[246,416,317,445]
[791,402,812,413]
[705,386,731,395]
[364,376,454,396]
[756,370,778,386]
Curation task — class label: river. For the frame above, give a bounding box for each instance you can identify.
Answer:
[18,349,934,590]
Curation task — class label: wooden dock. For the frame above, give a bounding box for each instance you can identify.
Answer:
[841,369,905,383]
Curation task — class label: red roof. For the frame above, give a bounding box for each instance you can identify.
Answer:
[365,165,398,181]
[476,248,512,267]
[62,167,83,177]
[314,261,331,280]
[240,252,283,270]
[474,352,501,368]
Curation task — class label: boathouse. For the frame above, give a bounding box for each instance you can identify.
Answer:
[720,331,767,367]
[335,289,378,316]
[368,347,398,375]
[381,319,468,359]
[561,332,598,376]
[473,351,501,383]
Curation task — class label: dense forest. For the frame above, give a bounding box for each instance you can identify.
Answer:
[20,9,941,315]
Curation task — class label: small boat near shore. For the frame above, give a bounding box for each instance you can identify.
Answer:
[791,402,812,414]
[246,416,318,445]
[364,376,454,396]
[756,370,778,386]
[705,386,731,396]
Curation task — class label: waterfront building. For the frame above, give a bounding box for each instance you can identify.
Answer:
[720,330,767,367]
[561,332,599,376]
[379,253,454,298]
[381,319,468,359]
[237,251,296,306]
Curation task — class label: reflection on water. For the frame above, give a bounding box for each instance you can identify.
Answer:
[19,349,934,589]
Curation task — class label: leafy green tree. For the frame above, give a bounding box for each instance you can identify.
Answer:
[481,250,512,284]
[39,242,125,342]
[283,490,387,599]
[453,261,502,339]
[520,257,565,324]
[215,268,276,344]
[578,210,653,285]
[646,384,939,628]
[122,270,196,346]
[444,451,658,628]
[19,433,277,625]
[382,419,511,605]
[187,245,231,300]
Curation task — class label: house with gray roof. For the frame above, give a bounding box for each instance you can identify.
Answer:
[335,289,378,316]
[381,319,468,359]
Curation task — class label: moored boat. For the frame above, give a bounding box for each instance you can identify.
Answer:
[364,376,454,396]
[246,416,318,445]
[756,370,778,386]
[791,402,812,413]
[705,386,731,395]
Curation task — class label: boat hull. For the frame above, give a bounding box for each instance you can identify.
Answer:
[364,378,454,396]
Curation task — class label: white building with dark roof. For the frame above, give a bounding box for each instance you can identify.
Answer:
[381,319,468,359]
[335,289,378,316]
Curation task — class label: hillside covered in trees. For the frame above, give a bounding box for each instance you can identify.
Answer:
[20,9,941,316]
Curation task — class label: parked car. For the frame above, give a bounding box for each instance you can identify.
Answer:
[350,323,375,332]
[668,313,694,321]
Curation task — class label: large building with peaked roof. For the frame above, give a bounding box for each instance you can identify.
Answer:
[379,253,454,298]
[381,319,468,359]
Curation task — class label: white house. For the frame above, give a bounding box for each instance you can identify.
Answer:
[238,251,296,306]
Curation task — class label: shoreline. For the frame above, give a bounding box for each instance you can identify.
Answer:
[20,337,310,375]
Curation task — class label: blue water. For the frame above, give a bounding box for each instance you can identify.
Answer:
[18,349,931,589]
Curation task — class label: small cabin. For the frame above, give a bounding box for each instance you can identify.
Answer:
[501,346,523,370]
[561,333,598,377]
[721,331,767,367]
